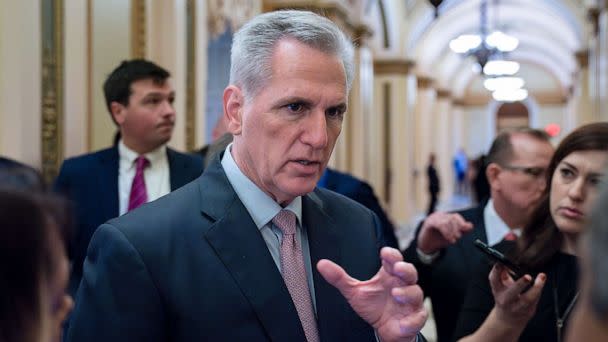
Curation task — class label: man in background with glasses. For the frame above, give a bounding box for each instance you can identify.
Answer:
[403,128,554,342]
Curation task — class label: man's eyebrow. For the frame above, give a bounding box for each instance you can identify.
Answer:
[142,91,175,98]
[272,96,313,108]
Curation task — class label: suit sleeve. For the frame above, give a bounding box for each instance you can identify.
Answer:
[353,182,399,249]
[66,224,166,342]
[401,221,441,295]
[452,262,494,340]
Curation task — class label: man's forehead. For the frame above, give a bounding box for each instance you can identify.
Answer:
[131,78,174,94]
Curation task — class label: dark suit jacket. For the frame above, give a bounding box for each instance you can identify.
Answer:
[53,146,203,295]
[66,156,388,341]
[402,204,487,342]
[320,168,399,249]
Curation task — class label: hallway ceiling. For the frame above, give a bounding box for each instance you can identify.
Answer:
[372,0,594,104]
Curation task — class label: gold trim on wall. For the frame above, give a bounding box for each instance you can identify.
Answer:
[417,76,434,89]
[185,0,197,151]
[131,0,146,58]
[87,0,93,151]
[374,60,415,75]
[436,88,452,99]
[41,0,64,184]
[575,49,589,69]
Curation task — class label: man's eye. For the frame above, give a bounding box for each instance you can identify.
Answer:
[326,108,344,119]
[286,103,304,113]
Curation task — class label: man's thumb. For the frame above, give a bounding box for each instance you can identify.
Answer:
[317,259,354,296]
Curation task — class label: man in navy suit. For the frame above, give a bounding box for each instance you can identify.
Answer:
[54,59,203,296]
[403,128,553,342]
[318,167,399,249]
[67,10,427,342]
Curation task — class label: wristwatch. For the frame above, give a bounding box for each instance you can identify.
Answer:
[416,247,440,265]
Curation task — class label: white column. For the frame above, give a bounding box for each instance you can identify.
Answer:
[574,50,595,125]
[148,0,187,150]
[434,93,453,201]
[64,0,90,157]
[413,78,437,213]
[0,0,41,166]
[599,7,608,121]
[90,0,130,151]
[372,66,416,225]
[348,45,374,179]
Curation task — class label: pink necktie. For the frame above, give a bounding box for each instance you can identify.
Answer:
[503,231,518,241]
[128,156,150,211]
[272,210,319,342]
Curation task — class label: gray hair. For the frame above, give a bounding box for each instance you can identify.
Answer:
[229,10,355,100]
[587,172,608,319]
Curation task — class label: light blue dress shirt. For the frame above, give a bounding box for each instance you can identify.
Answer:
[221,144,317,313]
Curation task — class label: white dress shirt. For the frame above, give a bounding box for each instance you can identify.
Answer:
[118,140,170,215]
[483,199,521,246]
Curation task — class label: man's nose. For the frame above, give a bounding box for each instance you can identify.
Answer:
[161,100,175,117]
[301,111,329,149]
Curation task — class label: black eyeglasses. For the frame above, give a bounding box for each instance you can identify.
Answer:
[500,165,547,178]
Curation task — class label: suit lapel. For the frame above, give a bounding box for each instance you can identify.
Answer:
[97,147,119,218]
[460,205,488,267]
[167,148,183,191]
[200,159,307,341]
[303,191,346,342]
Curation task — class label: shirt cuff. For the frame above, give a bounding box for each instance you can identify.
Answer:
[416,247,440,265]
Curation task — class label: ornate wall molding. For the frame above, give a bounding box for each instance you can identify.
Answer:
[263,1,368,41]
[373,60,415,75]
[575,49,589,68]
[208,0,261,38]
[41,0,64,184]
[185,0,197,151]
[416,76,434,89]
[452,98,466,107]
[436,88,451,99]
[131,0,146,58]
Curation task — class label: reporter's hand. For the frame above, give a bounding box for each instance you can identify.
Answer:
[489,263,546,327]
[417,212,473,254]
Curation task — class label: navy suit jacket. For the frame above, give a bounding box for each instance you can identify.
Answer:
[66,155,389,341]
[402,204,487,342]
[53,146,203,295]
[319,168,399,249]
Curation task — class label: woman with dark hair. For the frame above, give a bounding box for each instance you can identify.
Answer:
[454,122,608,342]
[0,190,73,342]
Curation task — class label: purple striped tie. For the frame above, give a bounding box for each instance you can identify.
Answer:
[128,156,150,211]
[272,210,319,342]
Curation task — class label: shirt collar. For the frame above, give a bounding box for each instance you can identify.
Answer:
[484,199,521,246]
[118,140,167,168]
[221,143,302,230]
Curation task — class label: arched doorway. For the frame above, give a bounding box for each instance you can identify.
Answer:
[496,101,529,132]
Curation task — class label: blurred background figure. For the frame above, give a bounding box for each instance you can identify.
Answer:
[427,153,440,215]
[0,190,73,342]
[454,148,468,196]
[470,155,490,205]
[0,156,45,192]
[566,169,608,342]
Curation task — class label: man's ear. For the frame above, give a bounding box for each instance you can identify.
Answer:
[223,85,244,135]
[486,163,501,190]
[110,102,126,125]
